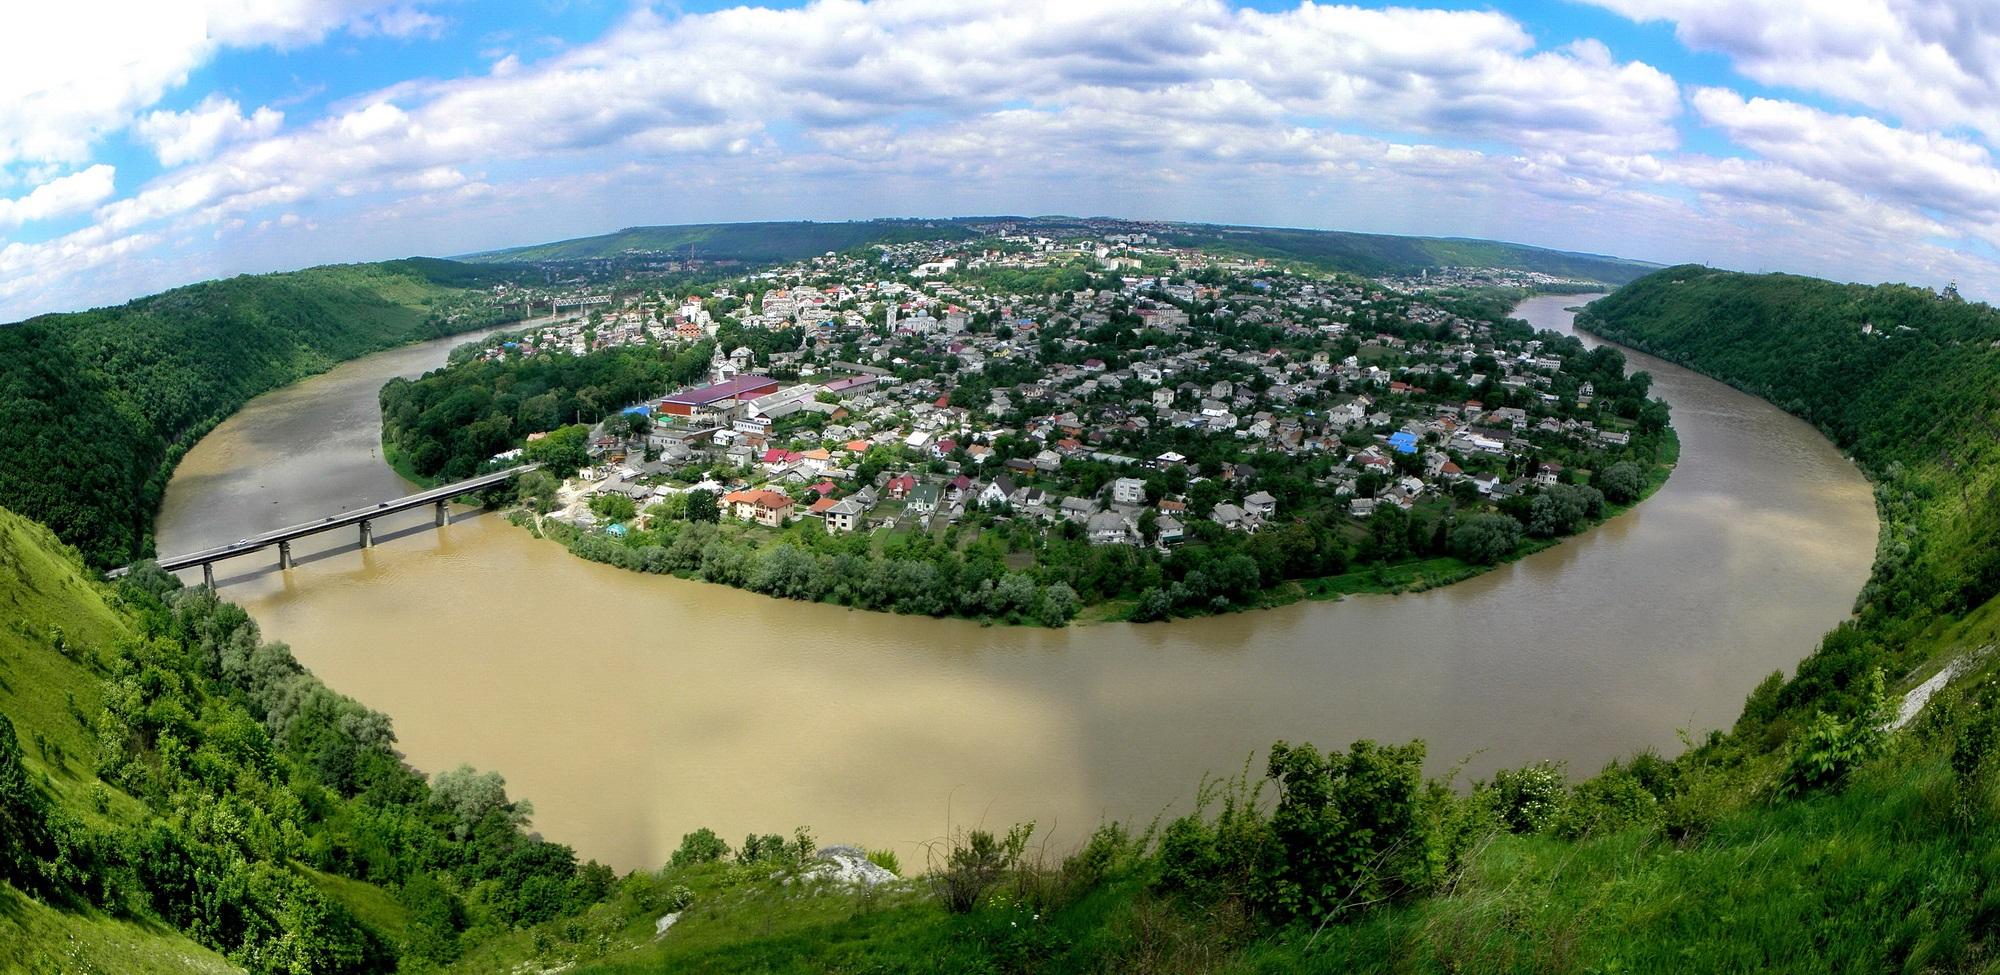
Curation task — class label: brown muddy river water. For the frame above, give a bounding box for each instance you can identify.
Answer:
[154,295,1878,871]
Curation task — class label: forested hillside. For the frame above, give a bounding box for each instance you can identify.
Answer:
[0,259,522,568]
[1158,224,1656,284]
[1583,267,2000,693]
[459,219,980,264]
[463,216,1656,284]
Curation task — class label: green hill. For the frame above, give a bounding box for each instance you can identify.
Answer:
[0,259,522,569]
[457,219,981,264]
[1156,222,1657,283]
[460,216,1656,284]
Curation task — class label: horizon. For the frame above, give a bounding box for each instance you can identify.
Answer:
[6,1,2000,320]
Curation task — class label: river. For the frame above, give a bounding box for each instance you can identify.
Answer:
[153,294,1878,871]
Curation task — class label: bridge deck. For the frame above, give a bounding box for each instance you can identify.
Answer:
[128,464,538,576]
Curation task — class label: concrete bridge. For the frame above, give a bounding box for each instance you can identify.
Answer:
[116,464,539,587]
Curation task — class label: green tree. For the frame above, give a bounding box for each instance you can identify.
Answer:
[524,424,593,479]
[1448,513,1521,565]
[685,489,720,523]
[1597,460,1645,504]
[589,492,638,523]
[516,470,559,513]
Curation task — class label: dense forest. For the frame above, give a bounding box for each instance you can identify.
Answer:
[379,341,713,482]
[0,259,523,568]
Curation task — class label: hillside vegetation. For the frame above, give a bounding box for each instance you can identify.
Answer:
[462,216,1656,284]
[1158,223,1656,284]
[0,259,521,568]
[458,219,980,264]
[0,504,624,973]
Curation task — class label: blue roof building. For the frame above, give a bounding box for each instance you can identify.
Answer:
[1387,431,1418,454]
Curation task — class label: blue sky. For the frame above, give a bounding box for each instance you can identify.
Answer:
[6,0,2000,320]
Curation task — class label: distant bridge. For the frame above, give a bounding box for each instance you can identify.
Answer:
[551,295,612,313]
[114,464,538,587]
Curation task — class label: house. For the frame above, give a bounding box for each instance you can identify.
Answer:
[1211,502,1254,531]
[1243,490,1277,519]
[1112,477,1147,506]
[1535,462,1565,487]
[886,474,917,499]
[980,475,1017,507]
[907,483,941,515]
[1155,515,1185,546]
[1349,497,1378,518]
[720,489,794,527]
[1059,496,1096,523]
[824,498,865,533]
[1087,510,1134,545]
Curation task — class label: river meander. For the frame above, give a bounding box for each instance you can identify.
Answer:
[153,294,1878,871]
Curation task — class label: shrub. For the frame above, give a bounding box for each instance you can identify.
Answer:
[865,848,901,875]
[1489,761,1568,833]
[929,824,1033,914]
[1260,739,1439,923]
[669,827,731,868]
[1776,670,1888,799]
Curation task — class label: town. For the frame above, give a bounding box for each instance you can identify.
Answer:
[389,224,1671,623]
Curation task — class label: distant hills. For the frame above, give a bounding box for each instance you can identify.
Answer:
[460,216,1658,285]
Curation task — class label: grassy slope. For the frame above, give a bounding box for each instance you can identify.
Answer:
[0,509,241,973]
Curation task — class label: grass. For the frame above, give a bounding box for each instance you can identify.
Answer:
[0,885,239,975]
[0,508,248,972]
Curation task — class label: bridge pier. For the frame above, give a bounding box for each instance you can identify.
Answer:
[278,540,292,570]
[435,499,450,527]
[359,519,373,549]
[201,563,214,589]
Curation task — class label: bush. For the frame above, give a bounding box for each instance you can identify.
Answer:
[1260,740,1439,923]
[1776,670,1888,799]
[670,827,731,868]
[1489,761,1568,833]
[865,848,902,875]
[929,824,1033,914]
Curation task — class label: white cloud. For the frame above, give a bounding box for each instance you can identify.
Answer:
[135,95,285,167]
[1583,0,2000,138]
[0,165,117,229]
[0,0,440,174]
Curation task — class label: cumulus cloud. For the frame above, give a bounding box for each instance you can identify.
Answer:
[0,0,440,173]
[135,96,285,167]
[1583,0,2000,138]
[0,165,117,229]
